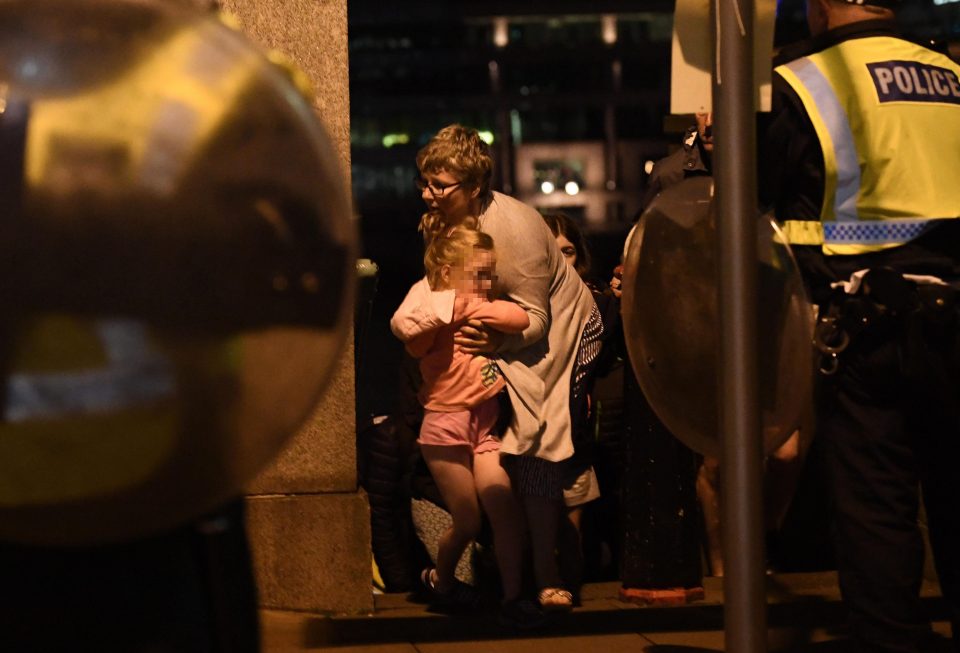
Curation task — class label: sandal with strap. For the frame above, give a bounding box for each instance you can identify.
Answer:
[420,567,479,609]
[420,567,438,596]
[537,587,573,613]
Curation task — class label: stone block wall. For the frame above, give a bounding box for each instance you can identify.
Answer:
[208,0,371,615]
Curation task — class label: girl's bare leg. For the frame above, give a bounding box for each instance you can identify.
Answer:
[473,451,525,601]
[421,444,482,592]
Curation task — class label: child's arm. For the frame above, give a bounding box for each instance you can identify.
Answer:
[467,299,531,334]
[404,330,437,358]
[390,277,455,342]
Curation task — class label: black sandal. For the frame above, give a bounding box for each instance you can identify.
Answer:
[420,566,480,609]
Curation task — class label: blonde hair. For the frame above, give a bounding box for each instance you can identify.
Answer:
[417,125,493,242]
[419,210,478,246]
[424,226,495,290]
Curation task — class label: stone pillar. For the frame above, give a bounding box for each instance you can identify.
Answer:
[214,0,372,614]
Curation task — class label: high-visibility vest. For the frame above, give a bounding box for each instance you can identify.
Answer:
[775,36,960,255]
[1,317,178,505]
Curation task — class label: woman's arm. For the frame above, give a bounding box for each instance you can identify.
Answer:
[468,299,530,334]
[460,195,553,353]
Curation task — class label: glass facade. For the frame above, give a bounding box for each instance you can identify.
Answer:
[350,2,957,213]
[349,7,682,216]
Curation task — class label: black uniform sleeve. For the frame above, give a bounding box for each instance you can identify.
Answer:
[760,74,825,223]
[760,72,841,299]
[638,164,666,219]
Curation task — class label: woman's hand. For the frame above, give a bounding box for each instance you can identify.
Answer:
[454,319,505,354]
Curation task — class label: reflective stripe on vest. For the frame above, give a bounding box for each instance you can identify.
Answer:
[775,37,960,255]
[5,320,175,422]
[782,57,862,225]
[781,217,943,248]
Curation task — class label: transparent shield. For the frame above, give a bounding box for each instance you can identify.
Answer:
[0,0,355,544]
[621,176,813,457]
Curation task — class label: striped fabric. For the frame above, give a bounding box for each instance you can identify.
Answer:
[509,455,566,499]
[573,301,604,398]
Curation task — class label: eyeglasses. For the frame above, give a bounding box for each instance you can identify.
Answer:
[415,177,463,198]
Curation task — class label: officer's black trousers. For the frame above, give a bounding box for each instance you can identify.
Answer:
[821,315,960,653]
[0,498,259,652]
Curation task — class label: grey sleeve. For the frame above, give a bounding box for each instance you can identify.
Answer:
[480,201,553,351]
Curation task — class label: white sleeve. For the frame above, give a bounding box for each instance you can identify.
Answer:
[389,277,456,341]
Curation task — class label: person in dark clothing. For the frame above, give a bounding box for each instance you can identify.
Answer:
[762,1,960,650]
[639,112,806,578]
[640,113,713,211]
[541,212,617,599]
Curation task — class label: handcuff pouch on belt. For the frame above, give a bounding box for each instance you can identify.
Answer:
[813,267,957,376]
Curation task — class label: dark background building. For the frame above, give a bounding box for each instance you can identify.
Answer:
[350,0,960,420]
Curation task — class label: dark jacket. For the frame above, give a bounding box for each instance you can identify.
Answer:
[356,353,434,592]
[639,126,711,213]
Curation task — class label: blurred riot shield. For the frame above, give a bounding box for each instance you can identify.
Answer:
[0,0,355,545]
[621,176,812,458]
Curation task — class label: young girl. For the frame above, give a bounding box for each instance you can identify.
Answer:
[390,227,538,626]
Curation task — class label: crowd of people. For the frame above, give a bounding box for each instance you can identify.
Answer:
[365,0,960,649]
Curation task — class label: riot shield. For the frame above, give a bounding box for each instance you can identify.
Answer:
[621,176,812,457]
[0,0,355,545]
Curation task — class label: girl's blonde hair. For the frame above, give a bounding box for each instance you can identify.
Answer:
[417,125,493,243]
[424,226,494,290]
[419,210,479,246]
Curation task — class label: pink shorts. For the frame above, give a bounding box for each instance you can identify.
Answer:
[419,396,501,454]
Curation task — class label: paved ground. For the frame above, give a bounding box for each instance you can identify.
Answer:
[260,572,952,652]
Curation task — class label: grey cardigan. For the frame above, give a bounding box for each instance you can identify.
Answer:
[478,192,594,462]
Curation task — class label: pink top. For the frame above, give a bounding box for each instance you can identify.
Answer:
[390,278,529,412]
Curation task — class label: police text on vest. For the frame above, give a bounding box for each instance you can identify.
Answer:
[867,60,960,105]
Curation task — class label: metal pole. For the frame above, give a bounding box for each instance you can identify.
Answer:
[712,0,767,651]
[488,60,514,195]
[604,59,622,194]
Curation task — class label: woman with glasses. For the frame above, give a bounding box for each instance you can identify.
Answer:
[413,125,601,617]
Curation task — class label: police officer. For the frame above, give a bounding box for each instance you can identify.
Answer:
[763,1,960,650]
[639,112,713,211]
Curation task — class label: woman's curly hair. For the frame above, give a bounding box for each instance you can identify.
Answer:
[417,124,492,243]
